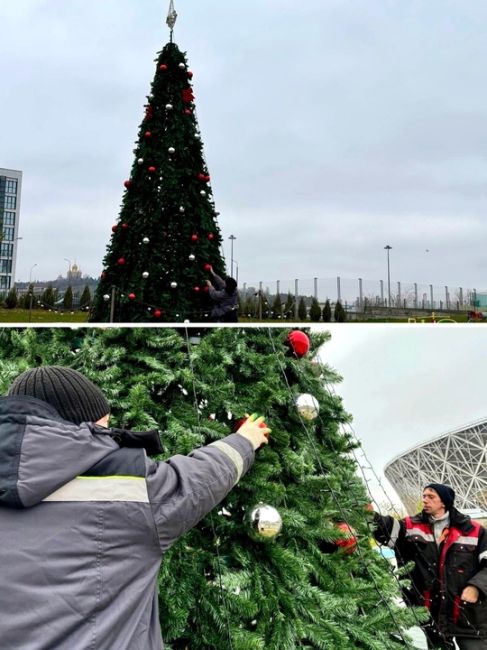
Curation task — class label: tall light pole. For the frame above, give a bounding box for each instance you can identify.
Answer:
[29,263,38,285]
[64,258,71,281]
[384,245,392,308]
[228,235,236,278]
[28,263,38,323]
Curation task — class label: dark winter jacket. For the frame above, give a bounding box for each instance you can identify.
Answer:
[208,273,238,320]
[374,509,487,639]
[0,395,255,650]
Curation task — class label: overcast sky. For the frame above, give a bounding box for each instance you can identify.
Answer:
[321,325,487,508]
[2,1,487,290]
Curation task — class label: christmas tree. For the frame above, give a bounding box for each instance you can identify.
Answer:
[91,4,226,323]
[0,327,424,649]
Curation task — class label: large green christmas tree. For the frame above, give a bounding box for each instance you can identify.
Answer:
[91,11,226,323]
[0,327,424,649]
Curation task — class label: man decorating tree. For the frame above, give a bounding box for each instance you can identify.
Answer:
[0,366,270,650]
[372,484,487,649]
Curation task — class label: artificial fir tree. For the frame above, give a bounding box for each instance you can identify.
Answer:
[91,9,226,323]
[0,327,424,649]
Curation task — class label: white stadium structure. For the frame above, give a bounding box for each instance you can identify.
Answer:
[384,418,487,519]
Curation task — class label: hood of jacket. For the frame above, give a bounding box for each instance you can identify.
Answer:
[0,395,120,509]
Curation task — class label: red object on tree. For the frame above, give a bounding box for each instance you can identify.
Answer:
[182,87,194,103]
[145,106,153,120]
[117,257,126,266]
[124,180,132,189]
[128,293,136,301]
[148,166,156,173]
[187,71,193,79]
[204,175,210,182]
[197,173,206,181]
[334,522,358,555]
[191,234,198,242]
[154,309,162,318]
[121,223,128,230]
[203,286,209,293]
[159,64,168,71]
[207,233,215,241]
[233,416,270,437]
[194,286,201,293]
[184,108,192,115]
[204,263,212,271]
[112,225,118,233]
[286,330,310,358]
[144,131,152,139]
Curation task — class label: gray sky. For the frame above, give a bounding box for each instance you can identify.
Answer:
[321,325,487,507]
[2,1,487,289]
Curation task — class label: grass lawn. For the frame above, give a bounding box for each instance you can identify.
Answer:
[0,309,90,324]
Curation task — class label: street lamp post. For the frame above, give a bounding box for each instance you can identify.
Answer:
[228,235,236,278]
[384,245,392,308]
[28,263,38,323]
[64,258,71,281]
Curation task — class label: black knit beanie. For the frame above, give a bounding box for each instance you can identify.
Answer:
[425,483,455,510]
[8,366,110,425]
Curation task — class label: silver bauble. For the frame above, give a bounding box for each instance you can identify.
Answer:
[142,271,149,279]
[194,133,201,139]
[168,147,175,154]
[245,503,282,541]
[179,62,186,69]
[295,393,320,420]
[165,103,173,110]
[200,190,207,197]
[189,254,195,261]
[179,206,185,213]
[103,294,110,302]
[170,282,178,289]
[137,158,144,165]
[142,237,150,244]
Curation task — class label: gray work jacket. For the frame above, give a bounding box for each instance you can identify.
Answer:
[0,396,254,649]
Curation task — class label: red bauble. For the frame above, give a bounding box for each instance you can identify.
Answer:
[144,131,152,139]
[154,309,162,318]
[204,175,210,182]
[207,233,215,241]
[145,106,153,120]
[117,257,126,266]
[111,225,118,233]
[197,172,207,181]
[194,286,201,293]
[334,523,358,555]
[187,71,193,79]
[121,223,128,230]
[191,234,198,242]
[124,180,132,189]
[286,330,310,358]
[204,263,212,271]
[148,166,156,173]
[184,109,192,115]
[159,64,168,71]
[182,87,194,103]
[203,285,209,293]
[128,293,136,301]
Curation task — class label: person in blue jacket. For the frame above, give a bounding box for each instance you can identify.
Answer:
[0,365,270,650]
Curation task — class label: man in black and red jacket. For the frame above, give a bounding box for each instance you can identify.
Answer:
[373,484,487,649]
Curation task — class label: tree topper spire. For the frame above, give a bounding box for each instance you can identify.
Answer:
[166,0,178,42]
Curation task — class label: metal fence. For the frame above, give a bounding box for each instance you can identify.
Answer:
[240,276,481,313]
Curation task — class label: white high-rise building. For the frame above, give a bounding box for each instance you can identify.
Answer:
[0,168,22,291]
